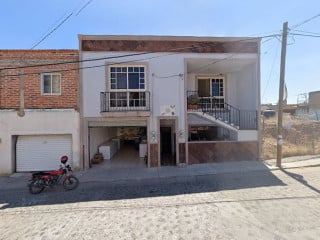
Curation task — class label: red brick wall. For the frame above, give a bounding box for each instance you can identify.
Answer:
[0,50,79,109]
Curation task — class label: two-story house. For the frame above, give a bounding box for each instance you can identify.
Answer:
[79,35,261,169]
[0,50,80,174]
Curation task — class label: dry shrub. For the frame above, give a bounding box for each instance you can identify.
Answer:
[262,114,320,160]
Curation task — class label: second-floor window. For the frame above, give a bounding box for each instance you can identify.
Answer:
[110,66,145,90]
[41,73,61,95]
[109,66,146,108]
[197,76,225,108]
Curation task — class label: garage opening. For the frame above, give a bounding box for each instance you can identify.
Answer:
[88,120,148,169]
[16,134,72,172]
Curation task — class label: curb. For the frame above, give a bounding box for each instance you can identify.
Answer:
[1,162,320,191]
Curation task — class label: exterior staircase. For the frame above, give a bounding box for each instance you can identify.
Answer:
[189,111,239,131]
[187,91,258,130]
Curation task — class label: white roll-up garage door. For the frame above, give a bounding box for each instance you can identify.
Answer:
[16,135,72,172]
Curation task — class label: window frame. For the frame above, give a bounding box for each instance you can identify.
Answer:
[41,73,62,95]
[197,76,225,109]
[109,65,146,91]
[108,65,147,109]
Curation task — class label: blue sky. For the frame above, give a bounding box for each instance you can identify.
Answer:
[1,0,320,104]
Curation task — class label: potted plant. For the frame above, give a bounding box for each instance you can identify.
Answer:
[187,94,199,110]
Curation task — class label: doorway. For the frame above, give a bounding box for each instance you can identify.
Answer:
[159,119,177,166]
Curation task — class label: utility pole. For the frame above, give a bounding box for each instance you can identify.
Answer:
[18,61,25,117]
[276,22,288,167]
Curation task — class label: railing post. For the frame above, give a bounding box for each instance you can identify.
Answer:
[238,109,241,129]
[100,92,104,112]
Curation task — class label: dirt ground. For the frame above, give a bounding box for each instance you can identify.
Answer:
[261,114,320,160]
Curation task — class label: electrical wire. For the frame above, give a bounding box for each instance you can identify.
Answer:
[187,35,280,74]
[290,29,320,35]
[262,40,280,101]
[1,50,195,77]
[76,0,93,16]
[288,33,320,38]
[1,47,262,78]
[152,73,183,79]
[290,13,320,30]
[186,54,237,74]
[30,13,74,50]
[0,34,279,76]
[30,0,93,49]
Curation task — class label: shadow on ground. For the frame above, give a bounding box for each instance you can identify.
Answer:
[280,168,320,194]
[0,168,285,210]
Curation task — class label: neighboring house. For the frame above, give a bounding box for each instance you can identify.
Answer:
[79,35,261,168]
[0,50,80,174]
[309,90,320,112]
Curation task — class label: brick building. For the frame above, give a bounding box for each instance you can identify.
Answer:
[0,50,80,174]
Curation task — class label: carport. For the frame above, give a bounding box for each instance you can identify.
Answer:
[88,119,148,169]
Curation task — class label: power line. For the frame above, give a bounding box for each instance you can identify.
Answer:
[290,13,320,30]
[76,0,93,16]
[187,35,281,74]
[186,54,237,74]
[289,33,320,38]
[0,37,277,78]
[0,51,155,71]
[1,51,183,77]
[291,29,320,35]
[262,40,280,101]
[30,13,74,49]
[1,47,264,78]
[0,34,279,75]
[30,0,93,49]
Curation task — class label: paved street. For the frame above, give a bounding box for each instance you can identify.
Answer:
[0,166,320,240]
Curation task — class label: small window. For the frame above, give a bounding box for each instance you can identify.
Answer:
[41,73,61,95]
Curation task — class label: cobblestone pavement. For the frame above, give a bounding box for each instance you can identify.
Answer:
[0,167,319,240]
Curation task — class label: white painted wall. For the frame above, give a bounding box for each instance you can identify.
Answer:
[225,72,238,106]
[234,64,258,110]
[237,130,258,141]
[89,127,117,160]
[80,51,259,144]
[81,52,186,138]
[187,74,196,92]
[0,110,80,175]
[187,64,258,110]
[149,55,185,130]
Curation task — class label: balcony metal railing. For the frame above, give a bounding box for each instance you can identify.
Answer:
[187,91,258,130]
[100,91,150,112]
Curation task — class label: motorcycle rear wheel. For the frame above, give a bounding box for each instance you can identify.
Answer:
[29,179,45,194]
[62,176,79,190]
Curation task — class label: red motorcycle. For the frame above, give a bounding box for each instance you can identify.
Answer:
[28,156,79,194]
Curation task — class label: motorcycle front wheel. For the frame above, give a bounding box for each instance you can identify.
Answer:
[28,179,45,194]
[62,176,79,191]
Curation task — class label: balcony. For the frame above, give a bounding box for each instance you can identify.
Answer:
[187,91,258,130]
[100,91,151,114]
